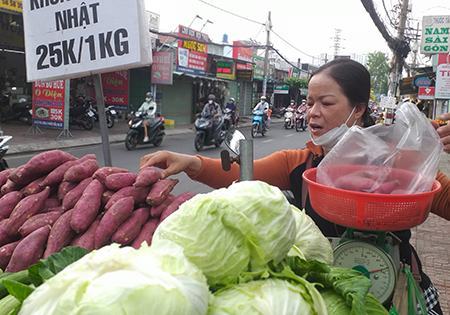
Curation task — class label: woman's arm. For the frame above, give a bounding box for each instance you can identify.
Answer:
[430,171,450,220]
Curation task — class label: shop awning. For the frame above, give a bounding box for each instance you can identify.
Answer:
[173,71,227,82]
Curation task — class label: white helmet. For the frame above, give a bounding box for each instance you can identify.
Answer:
[260,96,266,100]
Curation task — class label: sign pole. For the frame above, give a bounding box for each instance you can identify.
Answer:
[93,74,112,166]
[57,79,73,139]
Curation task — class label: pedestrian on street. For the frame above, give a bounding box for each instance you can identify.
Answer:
[141,59,449,314]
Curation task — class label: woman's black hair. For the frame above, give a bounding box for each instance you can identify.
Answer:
[309,59,374,127]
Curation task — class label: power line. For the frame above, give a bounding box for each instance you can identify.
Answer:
[198,0,265,26]
[270,28,316,60]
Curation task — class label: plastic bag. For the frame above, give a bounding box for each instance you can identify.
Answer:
[316,102,443,194]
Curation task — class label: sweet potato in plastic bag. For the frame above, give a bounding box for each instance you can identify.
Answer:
[317,103,443,194]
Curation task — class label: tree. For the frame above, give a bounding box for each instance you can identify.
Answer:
[360,0,411,96]
[367,51,389,97]
[284,77,309,103]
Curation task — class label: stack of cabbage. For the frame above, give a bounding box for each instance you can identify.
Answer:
[15,181,387,315]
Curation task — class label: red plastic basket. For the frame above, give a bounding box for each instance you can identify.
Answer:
[302,166,442,231]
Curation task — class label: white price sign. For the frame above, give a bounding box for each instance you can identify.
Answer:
[23,0,152,82]
[380,95,397,109]
[435,64,450,99]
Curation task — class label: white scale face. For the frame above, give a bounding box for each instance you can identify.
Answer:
[333,241,397,304]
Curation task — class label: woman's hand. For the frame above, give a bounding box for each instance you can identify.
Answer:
[140,151,202,179]
[432,113,450,153]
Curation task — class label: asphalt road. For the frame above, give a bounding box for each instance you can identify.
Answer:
[7,122,311,194]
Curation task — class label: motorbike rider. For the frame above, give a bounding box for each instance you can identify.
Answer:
[253,96,270,128]
[225,97,237,126]
[201,94,222,133]
[138,92,157,142]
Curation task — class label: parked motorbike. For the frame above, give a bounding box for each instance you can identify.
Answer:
[0,91,32,125]
[194,114,227,151]
[125,112,165,150]
[284,107,295,129]
[295,109,307,132]
[90,103,117,128]
[69,96,95,130]
[0,135,12,171]
[251,110,266,138]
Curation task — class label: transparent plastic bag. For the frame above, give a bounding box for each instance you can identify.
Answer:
[316,102,443,194]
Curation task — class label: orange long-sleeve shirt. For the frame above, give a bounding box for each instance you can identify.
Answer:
[190,142,450,221]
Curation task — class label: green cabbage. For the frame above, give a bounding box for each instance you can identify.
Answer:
[208,278,327,315]
[18,242,209,315]
[288,206,334,264]
[321,290,388,315]
[153,181,297,287]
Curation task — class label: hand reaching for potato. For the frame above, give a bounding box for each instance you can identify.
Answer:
[432,112,450,153]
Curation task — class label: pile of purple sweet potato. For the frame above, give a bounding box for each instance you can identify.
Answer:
[0,150,194,272]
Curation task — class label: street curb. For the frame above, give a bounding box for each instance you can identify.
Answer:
[6,120,272,156]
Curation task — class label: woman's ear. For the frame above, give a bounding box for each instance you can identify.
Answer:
[354,103,366,121]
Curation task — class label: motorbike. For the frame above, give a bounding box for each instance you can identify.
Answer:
[223,108,238,130]
[69,96,95,130]
[125,112,165,150]
[90,103,117,128]
[284,107,295,129]
[0,91,32,125]
[251,110,266,138]
[0,135,12,171]
[295,109,307,132]
[194,114,227,151]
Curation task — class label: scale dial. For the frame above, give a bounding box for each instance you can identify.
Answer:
[333,241,396,304]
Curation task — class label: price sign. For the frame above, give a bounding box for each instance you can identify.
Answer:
[23,0,151,82]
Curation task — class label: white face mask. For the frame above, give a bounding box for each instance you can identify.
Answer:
[311,107,356,152]
[208,100,213,104]
[145,98,151,102]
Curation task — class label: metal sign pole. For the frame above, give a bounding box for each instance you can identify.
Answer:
[239,139,254,181]
[93,74,112,166]
[57,79,72,139]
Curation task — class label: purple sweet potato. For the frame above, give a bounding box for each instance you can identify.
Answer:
[40,160,78,187]
[62,178,93,210]
[44,209,75,258]
[0,240,20,270]
[21,176,45,196]
[94,197,134,248]
[146,179,179,206]
[70,179,104,233]
[41,206,63,213]
[0,191,23,220]
[102,190,115,206]
[8,187,51,235]
[335,174,376,192]
[112,207,150,245]
[0,220,17,247]
[71,218,99,251]
[1,179,19,195]
[9,150,76,186]
[131,218,159,249]
[134,186,151,205]
[105,173,137,191]
[0,169,13,188]
[42,198,60,211]
[150,194,175,218]
[373,180,400,194]
[93,167,129,184]
[79,153,97,161]
[63,159,99,182]
[19,211,62,237]
[134,167,162,187]
[105,186,134,210]
[57,181,77,201]
[6,225,51,272]
[160,192,196,222]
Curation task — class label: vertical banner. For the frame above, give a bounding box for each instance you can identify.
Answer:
[151,51,174,85]
[32,80,65,129]
[176,25,208,75]
[101,71,129,109]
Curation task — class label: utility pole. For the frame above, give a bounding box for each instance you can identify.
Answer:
[388,0,410,97]
[262,11,272,97]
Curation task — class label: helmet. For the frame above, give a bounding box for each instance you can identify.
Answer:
[260,96,266,100]
[229,98,235,102]
[208,94,216,101]
[145,92,152,98]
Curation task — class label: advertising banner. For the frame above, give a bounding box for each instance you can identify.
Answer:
[236,62,253,81]
[101,71,129,109]
[176,25,208,75]
[232,40,253,62]
[421,16,450,54]
[418,86,435,100]
[32,80,65,129]
[22,0,152,82]
[435,64,450,99]
[216,60,235,80]
[0,0,22,14]
[151,51,174,85]
[253,56,265,80]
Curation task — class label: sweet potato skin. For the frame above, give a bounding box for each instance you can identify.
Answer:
[146,179,179,206]
[105,173,137,191]
[0,191,23,220]
[19,211,62,237]
[131,219,159,249]
[111,207,150,245]
[62,178,93,211]
[40,160,78,187]
[71,219,99,251]
[134,167,161,187]
[93,167,128,184]
[94,197,134,248]
[160,192,195,222]
[70,179,104,233]
[63,159,99,182]
[6,225,51,272]
[0,240,20,270]
[44,209,75,258]
[57,181,77,201]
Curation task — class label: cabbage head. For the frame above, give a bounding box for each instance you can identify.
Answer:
[288,206,334,264]
[208,278,327,315]
[153,181,296,287]
[19,241,209,315]
[321,290,388,315]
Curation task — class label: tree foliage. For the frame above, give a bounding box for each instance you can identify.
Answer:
[284,77,308,89]
[367,51,389,97]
